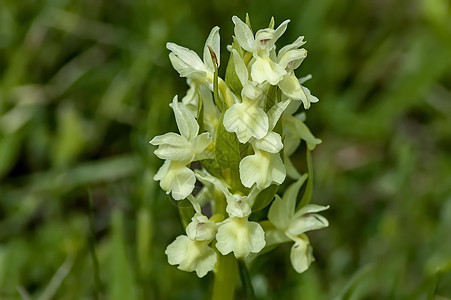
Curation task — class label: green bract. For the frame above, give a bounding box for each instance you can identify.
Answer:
[150,14,328,278]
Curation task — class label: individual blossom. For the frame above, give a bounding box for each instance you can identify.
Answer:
[267,176,329,273]
[150,96,212,200]
[153,160,197,201]
[232,16,288,85]
[196,171,266,258]
[282,110,322,179]
[181,81,221,138]
[165,213,218,277]
[223,85,269,143]
[277,43,319,109]
[223,50,269,143]
[239,100,291,189]
[167,26,220,85]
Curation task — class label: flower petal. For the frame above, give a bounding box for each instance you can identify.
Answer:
[186,213,217,241]
[290,236,314,273]
[226,194,252,218]
[268,195,290,230]
[279,73,304,100]
[272,19,290,46]
[181,81,199,116]
[296,204,330,216]
[203,26,221,72]
[171,96,199,140]
[165,235,217,278]
[167,42,207,72]
[223,101,269,143]
[149,132,187,146]
[216,218,265,258]
[195,170,232,198]
[288,214,329,236]
[251,56,286,85]
[284,114,322,150]
[168,53,207,80]
[278,36,306,60]
[283,174,309,215]
[154,144,195,162]
[253,131,283,153]
[232,16,255,52]
[240,149,286,189]
[232,49,249,86]
[267,100,291,130]
[278,49,307,70]
[154,160,196,200]
[265,229,290,247]
[191,132,212,154]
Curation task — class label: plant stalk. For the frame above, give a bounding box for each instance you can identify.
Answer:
[211,253,238,300]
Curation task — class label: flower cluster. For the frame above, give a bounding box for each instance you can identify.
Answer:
[150,15,328,278]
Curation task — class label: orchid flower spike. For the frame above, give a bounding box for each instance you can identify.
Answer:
[151,14,327,280]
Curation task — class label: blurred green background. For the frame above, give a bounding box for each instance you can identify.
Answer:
[1,0,450,299]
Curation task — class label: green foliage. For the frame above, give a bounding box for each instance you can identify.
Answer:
[0,0,450,299]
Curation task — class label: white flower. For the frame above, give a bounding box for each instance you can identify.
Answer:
[186,213,218,241]
[251,56,287,85]
[167,26,220,84]
[282,112,321,178]
[223,96,269,143]
[239,148,286,189]
[181,80,199,116]
[290,235,314,273]
[150,96,212,162]
[252,100,291,153]
[153,160,196,200]
[165,236,217,278]
[232,16,290,85]
[276,38,319,109]
[283,113,321,151]
[226,91,289,174]
[279,77,319,110]
[194,171,265,258]
[267,177,329,273]
[223,51,270,143]
[150,97,214,200]
[215,217,265,258]
[195,170,260,218]
[165,213,218,277]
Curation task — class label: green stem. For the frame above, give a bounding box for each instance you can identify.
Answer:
[238,260,256,300]
[211,254,238,300]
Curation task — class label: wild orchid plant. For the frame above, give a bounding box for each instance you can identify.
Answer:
[150,15,329,299]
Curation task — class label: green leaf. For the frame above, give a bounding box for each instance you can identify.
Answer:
[239,141,252,158]
[245,13,253,32]
[215,113,241,189]
[200,158,223,181]
[225,38,244,97]
[197,86,205,132]
[252,184,279,212]
[298,149,313,208]
[268,16,275,29]
[265,85,281,112]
